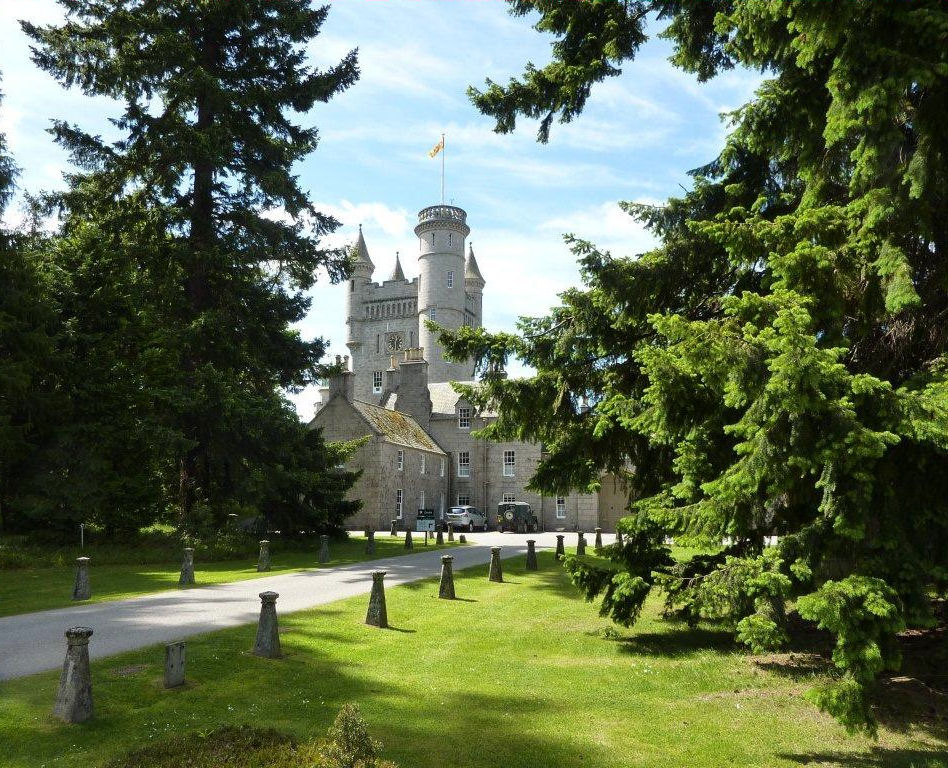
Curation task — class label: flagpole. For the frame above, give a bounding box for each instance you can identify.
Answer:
[441,133,445,204]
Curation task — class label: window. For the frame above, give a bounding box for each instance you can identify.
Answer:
[373,371,383,393]
[397,449,404,471]
[503,450,515,477]
[351,280,355,292]
[439,492,445,515]
[447,270,454,288]
[420,455,426,474]
[457,451,470,478]
[429,308,437,321]
[396,489,403,519]
[556,496,566,519]
[410,330,415,347]
[458,407,471,429]
[419,490,425,510]
[440,457,445,477]
[457,494,470,506]
[503,493,516,504]
[376,334,380,354]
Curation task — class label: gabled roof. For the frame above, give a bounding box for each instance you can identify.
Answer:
[388,252,405,282]
[427,382,497,418]
[350,400,445,454]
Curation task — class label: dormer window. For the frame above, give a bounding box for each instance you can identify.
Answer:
[458,407,471,429]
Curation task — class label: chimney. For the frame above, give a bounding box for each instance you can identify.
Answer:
[395,348,431,425]
[385,355,400,393]
[328,354,354,401]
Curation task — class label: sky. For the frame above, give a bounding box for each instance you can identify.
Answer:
[0,0,762,418]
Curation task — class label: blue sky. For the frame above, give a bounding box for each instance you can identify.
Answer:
[0,1,761,417]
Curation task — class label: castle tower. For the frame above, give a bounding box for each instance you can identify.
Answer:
[345,225,375,364]
[465,243,485,328]
[414,205,474,383]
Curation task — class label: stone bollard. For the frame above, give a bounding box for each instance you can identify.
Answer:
[526,539,538,570]
[390,519,398,537]
[595,527,603,550]
[616,529,624,546]
[459,534,466,544]
[164,641,186,688]
[365,570,388,628]
[179,547,195,586]
[576,532,586,556]
[488,547,503,583]
[436,527,444,546]
[318,534,330,564]
[72,557,91,601]
[253,591,282,659]
[555,534,565,559]
[404,530,413,550]
[447,524,454,542]
[439,555,456,599]
[365,530,376,555]
[53,627,93,723]
[257,540,271,572]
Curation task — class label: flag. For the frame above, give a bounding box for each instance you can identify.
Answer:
[428,137,444,158]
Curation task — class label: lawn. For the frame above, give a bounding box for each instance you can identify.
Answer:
[0,533,459,617]
[0,552,944,768]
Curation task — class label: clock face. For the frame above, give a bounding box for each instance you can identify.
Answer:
[387,333,403,351]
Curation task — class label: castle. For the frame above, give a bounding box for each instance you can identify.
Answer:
[311,204,627,532]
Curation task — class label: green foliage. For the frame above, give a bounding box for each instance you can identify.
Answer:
[105,725,308,768]
[0,82,63,535]
[450,0,948,733]
[320,703,396,768]
[564,515,673,626]
[8,1,361,535]
[103,706,399,768]
[798,576,905,735]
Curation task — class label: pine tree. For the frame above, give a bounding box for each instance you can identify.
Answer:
[447,1,948,733]
[0,80,61,534]
[24,1,359,532]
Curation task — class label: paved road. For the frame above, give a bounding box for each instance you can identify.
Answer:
[0,530,609,681]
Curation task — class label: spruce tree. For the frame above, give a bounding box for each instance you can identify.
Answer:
[446,1,948,732]
[24,1,359,532]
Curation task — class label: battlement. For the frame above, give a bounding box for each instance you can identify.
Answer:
[418,205,466,225]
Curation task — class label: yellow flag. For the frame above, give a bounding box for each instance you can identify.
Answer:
[428,137,444,158]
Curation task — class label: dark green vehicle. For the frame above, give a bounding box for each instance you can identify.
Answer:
[496,501,539,533]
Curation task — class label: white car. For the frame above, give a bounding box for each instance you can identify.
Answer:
[445,505,488,532]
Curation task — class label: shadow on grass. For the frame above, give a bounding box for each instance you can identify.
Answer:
[777,748,947,768]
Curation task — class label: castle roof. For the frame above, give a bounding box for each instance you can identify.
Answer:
[427,382,498,418]
[387,252,406,282]
[465,244,485,285]
[350,400,445,454]
[351,225,374,274]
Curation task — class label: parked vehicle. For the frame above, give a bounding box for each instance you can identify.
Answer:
[445,505,488,532]
[497,501,539,533]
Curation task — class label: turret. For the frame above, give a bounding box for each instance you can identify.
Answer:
[346,225,374,349]
[414,205,473,383]
[464,243,485,329]
[387,252,406,283]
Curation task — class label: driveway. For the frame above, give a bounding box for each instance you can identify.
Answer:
[0,536,545,681]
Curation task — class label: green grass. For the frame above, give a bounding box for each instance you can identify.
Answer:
[0,534,460,617]
[1,552,944,768]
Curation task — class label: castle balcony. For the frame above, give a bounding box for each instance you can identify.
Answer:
[417,205,466,225]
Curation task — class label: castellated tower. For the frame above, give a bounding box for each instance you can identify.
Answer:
[415,204,475,383]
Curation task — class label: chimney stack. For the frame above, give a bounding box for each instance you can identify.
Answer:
[328,355,355,401]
